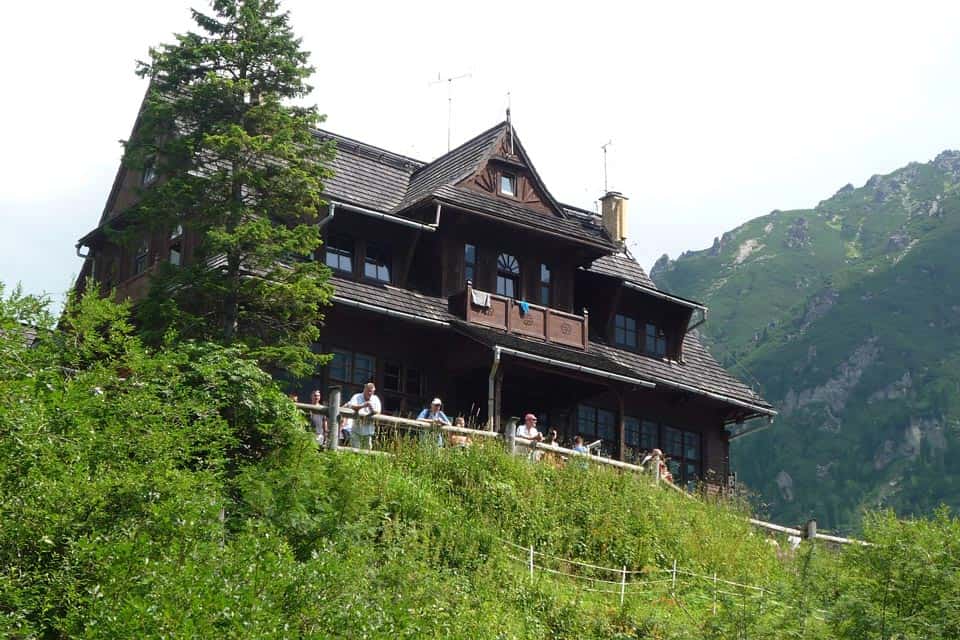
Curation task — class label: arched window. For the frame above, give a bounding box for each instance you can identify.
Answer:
[496,253,520,298]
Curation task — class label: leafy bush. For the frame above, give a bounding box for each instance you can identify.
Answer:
[2,284,958,638]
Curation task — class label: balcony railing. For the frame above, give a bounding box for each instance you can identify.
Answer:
[453,282,589,350]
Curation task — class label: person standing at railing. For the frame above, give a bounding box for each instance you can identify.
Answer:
[344,382,381,450]
[516,413,543,461]
[448,416,472,448]
[309,389,327,445]
[417,398,450,447]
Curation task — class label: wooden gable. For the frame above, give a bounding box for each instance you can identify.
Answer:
[456,127,565,217]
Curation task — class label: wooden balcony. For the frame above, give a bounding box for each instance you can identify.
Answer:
[452,282,589,350]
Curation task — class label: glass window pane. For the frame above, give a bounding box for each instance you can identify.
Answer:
[540,285,550,307]
[597,409,615,441]
[353,353,375,385]
[497,253,519,274]
[624,417,640,447]
[169,244,182,267]
[577,405,595,436]
[383,362,402,392]
[496,276,516,298]
[540,264,550,284]
[500,174,516,196]
[664,426,683,458]
[640,421,658,450]
[464,244,476,283]
[684,431,700,460]
[364,244,391,282]
[405,367,422,397]
[329,349,351,382]
[325,236,353,273]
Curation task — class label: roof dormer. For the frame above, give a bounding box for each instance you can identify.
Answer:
[455,123,567,218]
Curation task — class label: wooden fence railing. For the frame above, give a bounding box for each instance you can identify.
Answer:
[294,389,864,547]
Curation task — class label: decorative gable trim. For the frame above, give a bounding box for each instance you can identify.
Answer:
[456,125,568,219]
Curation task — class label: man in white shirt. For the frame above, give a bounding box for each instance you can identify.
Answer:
[344,382,381,449]
[516,413,543,460]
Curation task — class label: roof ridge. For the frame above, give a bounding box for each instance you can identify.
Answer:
[409,120,508,178]
[313,128,425,170]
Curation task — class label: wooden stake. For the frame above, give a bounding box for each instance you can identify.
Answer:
[328,386,341,451]
[671,559,677,596]
[620,565,627,605]
[713,572,718,615]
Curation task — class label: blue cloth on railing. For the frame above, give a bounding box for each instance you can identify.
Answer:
[518,300,530,314]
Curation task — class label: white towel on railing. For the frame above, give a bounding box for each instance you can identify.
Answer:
[470,289,491,308]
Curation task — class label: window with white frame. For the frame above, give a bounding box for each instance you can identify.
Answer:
[364,243,391,282]
[499,173,516,197]
[324,235,353,273]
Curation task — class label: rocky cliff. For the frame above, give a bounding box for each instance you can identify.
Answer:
[652,150,960,532]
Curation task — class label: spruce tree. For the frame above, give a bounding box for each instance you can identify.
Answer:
[122,0,333,377]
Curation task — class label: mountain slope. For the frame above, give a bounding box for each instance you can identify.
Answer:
[652,151,960,531]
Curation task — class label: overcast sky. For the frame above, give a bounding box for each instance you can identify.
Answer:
[2,0,959,307]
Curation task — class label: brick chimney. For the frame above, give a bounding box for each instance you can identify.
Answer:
[600,191,628,244]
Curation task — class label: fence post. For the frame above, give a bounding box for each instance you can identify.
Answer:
[804,518,817,540]
[620,565,627,606]
[327,385,341,451]
[506,417,517,455]
[529,545,535,579]
[671,559,677,596]
[655,453,662,486]
[712,572,718,615]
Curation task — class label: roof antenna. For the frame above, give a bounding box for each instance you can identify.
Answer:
[601,140,612,193]
[429,72,472,152]
[506,91,514,155]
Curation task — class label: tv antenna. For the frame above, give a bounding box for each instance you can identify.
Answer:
[505,91,514,154]
[601,140,612,193]
[429,72,472,152]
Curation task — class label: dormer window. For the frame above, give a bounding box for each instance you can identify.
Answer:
[645,323,668,357]
[500,173,516,197]
[614,314,638,349]
[364,243,391,283]
[325,235,353,273]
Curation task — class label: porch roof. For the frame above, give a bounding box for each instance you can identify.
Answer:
[328,277,774,418]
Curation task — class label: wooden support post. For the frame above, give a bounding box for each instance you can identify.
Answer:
[620,565,627,606]
[655,452,662,485]
[804,518,817,540]
[616,388,626,462]
[327,385,341,451]
[529,545,535,579]
[494,366,504,435]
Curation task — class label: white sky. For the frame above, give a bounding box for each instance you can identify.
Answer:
[2,0,960,307]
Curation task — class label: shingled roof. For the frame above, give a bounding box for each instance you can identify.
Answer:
[399,123,505,210]
[316,130,422,211]
[314,123,618,249]
[586,251,657,289]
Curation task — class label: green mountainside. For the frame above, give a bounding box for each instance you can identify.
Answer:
[651,150,960,532]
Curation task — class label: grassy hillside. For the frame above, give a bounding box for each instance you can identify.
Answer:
[4,285,960,638]
[652,151,960,531]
